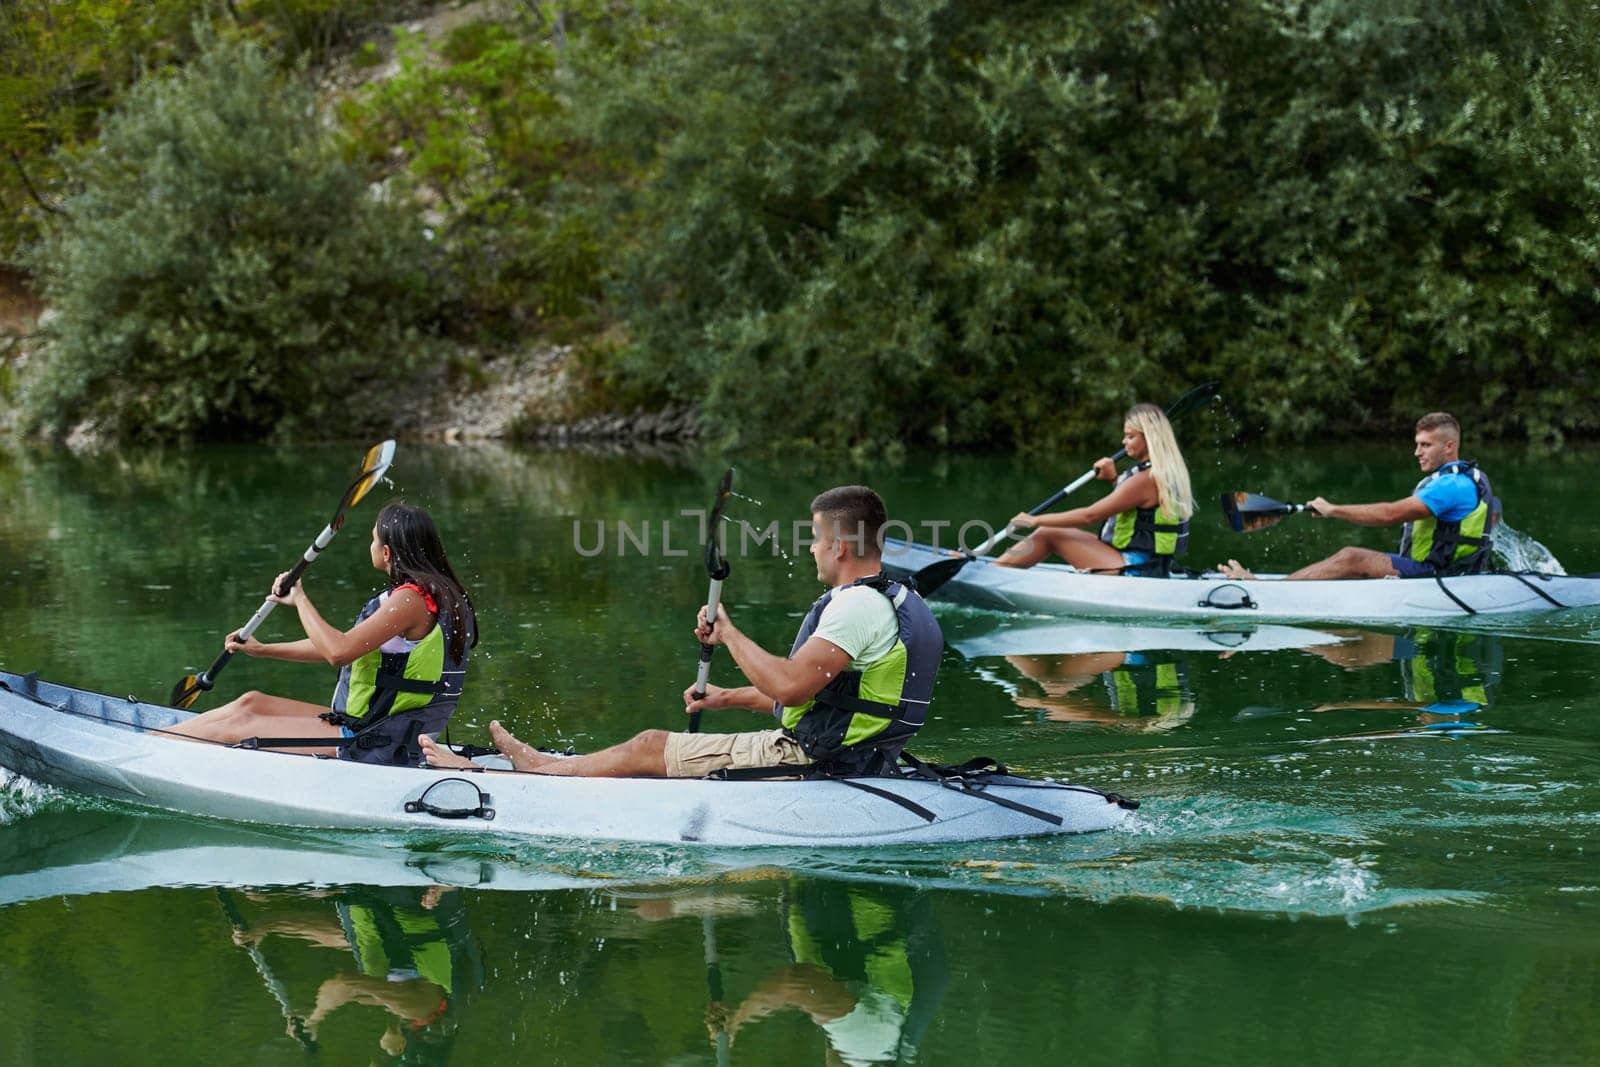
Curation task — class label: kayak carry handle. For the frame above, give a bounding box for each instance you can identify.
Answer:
[406,778,495,820]
[1199,583,1258,611]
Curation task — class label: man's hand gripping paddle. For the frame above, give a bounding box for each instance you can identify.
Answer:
[689,468,735,734]
[169,440,397,710]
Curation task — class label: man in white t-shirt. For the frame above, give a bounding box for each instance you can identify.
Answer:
[420,486,939,777]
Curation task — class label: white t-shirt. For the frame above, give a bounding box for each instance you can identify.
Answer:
[810,585,899,668]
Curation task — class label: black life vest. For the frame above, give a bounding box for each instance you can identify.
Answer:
[775,574,943,773]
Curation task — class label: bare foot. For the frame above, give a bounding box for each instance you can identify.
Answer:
[488,721,559,772]
[1218,559,1257,580]
[417,734,477,769]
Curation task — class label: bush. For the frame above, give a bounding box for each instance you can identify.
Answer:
[567,0,1600,454]
[22,31,445,443]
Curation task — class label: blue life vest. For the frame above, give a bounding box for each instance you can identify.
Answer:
[775,574,943,771]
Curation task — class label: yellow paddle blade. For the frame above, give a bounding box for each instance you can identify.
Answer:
[170,674,204,709]
[347,440,397,508]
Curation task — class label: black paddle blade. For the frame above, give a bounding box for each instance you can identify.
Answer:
[1164,381,1220,421]
[705,468,734,579]
[909,552,972,598]
[1222,491,1305,534]
[170,673,207,709]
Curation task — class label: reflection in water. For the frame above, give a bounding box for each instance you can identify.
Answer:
[222,884,481,1061]
[1304,627,1504,737]
[991,650,1194,730]
[620,878,946,1066]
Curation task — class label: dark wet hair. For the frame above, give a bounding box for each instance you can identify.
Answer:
[810,485,887,559]
[376,502,478,661]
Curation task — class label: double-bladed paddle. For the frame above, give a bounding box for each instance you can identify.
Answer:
[689,468,735,734]
[1220,491,1319,533]
[911,382,1220,596]
[170,440,397,710]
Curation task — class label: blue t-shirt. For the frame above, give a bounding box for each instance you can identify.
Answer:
[1415,469,1480,521]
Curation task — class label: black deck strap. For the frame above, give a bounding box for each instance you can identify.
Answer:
[405,777,495,820]
[833,777,939,822]
[1198,583,1257,610]
[1432,576,1478,615]
[1102,791,1141,811]
[234,735,355,750]
[1505,572,1568,609]
[896,752,1063,826]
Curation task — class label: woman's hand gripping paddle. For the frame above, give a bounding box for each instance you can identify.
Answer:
[911,382,1220,596]
[689,468,735,734]
[169,440,397,709]
[1220,491,1319,533]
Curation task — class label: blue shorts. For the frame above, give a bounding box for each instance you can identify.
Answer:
[1120,550,1160,577]
[1385,553,1436,578]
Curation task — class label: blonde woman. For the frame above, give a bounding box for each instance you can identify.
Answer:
[996,403,1195,576]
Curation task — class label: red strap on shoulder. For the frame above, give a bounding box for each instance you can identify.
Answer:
[395,582,439,614]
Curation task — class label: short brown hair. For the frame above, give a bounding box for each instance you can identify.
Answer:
[1415,412,1461,440]
[810,485,886,558]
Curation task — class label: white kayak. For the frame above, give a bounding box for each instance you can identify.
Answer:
[949,620,1347,659]
[0,671,1134,847]
[883,539,1600,623]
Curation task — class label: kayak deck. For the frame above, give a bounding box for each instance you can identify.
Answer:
[883,539,1600,622]
[0,671,1132,847]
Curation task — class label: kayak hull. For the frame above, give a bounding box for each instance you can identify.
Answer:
[883,539,1600,622]
[0,671,1131,846]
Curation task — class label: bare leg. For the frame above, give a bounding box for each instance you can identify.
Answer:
[1287,546,1401,580]
[420,723,670,777]
[163,691,343,755]
[995,528,1125,571]
[1221,548,1402,581]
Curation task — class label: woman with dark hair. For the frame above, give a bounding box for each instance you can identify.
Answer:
[167,502,478,765]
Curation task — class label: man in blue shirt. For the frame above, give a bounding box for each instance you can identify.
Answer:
[1220,412,1494,579]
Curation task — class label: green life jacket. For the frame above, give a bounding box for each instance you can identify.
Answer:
[776,574,943,772]
[330,583,471,765]
[1103,658,1188,719]
[1397,461,1496,575]
[1397,628,1501,708]
[1098,462,1189,559]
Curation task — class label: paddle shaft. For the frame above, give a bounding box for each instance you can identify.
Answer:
[689,575,725,732]
[689,469,735,734]
[968,446,1130,557]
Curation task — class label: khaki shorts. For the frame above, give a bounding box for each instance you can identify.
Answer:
[662,728,811,779]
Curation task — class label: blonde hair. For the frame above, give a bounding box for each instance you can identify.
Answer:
[1126,403,1194,520]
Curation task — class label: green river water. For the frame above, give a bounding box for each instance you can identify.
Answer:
[1,437,1598,1065]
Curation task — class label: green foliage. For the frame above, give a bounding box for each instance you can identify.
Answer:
[21,31,444,442]
[566,0,1600,453]
[0,1,402,266]
[339,10,611,342]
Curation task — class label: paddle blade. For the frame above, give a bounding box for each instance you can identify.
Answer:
[347,440,397,508]
[909,553,971,597]
[1164,381,1220,421]
[170,673,206,709]
[1222,492,1302,534]
[705,468,734,580]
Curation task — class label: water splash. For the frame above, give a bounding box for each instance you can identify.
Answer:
[1493,521,1566,575]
